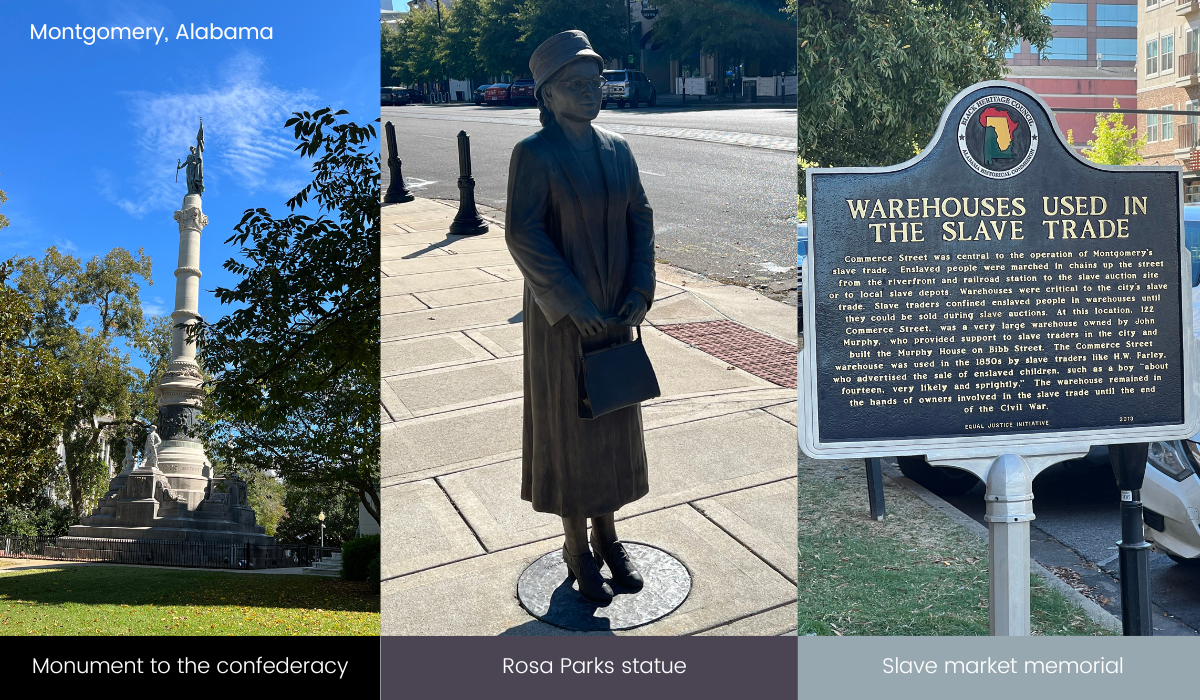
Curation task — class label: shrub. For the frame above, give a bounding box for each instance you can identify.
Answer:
[366,555,381,594]
[340,533,380,581]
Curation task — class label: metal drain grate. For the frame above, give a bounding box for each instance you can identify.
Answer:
[656,320,797,388]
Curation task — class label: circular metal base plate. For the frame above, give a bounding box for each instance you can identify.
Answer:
[516,542,691,631]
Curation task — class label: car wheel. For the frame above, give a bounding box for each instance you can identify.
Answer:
[896,456,980,497]
[601,99,608,109]
[648,90,657,107]
[618,100,627,109]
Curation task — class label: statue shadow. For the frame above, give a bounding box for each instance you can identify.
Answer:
[508,309,523,323]
[505,575,615,635]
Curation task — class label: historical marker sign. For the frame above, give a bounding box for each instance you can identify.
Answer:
[800,82,1199,459]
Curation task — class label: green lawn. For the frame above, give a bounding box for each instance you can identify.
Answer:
[798,455,1113,636]
[0,562,379,635]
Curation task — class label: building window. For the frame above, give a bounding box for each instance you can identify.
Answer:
[1163,34,1176,73]
[1148,113,1159,142]
[1147,38,1160,74]
[1047,37,1089,61]
[1095,38,1137,63]
[1096,4,1138,26]
[1163,107,1175,141]
[1046,3,1088,25]
[1147,0,1158,9]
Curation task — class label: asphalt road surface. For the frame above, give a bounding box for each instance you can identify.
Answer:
[940,452,1200,634]
[383,103,799,303]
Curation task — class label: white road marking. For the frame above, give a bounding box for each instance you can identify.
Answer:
[639,169,666,177]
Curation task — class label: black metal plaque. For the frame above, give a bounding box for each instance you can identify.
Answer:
[805,83,1187,446]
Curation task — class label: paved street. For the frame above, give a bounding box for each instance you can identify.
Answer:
[940,455,1200,635]
[384,103,799,303]
[381,197,798,635]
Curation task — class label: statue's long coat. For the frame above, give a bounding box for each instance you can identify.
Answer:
[504,122,655,518]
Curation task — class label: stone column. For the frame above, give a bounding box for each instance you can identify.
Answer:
[153,192,211,509]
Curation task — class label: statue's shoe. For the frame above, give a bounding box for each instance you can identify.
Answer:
[590,535,644,592]
[562,546,613,604]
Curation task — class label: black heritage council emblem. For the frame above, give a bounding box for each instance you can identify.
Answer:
[957,95,1039,179]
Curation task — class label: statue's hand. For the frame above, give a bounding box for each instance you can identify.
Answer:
[618,291,649,326]
[568,298,606,337]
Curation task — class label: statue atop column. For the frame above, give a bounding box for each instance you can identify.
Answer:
[176,119,205,195]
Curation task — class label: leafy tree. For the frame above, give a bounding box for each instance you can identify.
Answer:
[477,0,527,78]
[273,483,360,547]
[13,247,153,517]
[397,6,445,84]
[0,496,75,537]
[0,179,9,230]
[654,0,796,83]
[517,0,627,64]
[796,0,1053,170]
[1082,100,1146,166]
[0,263,76,509]
[196,107,380,528]
[441,0,487,80]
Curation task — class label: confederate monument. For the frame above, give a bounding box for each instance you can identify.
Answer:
[61,121,271,547]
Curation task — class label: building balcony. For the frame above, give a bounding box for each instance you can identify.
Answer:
[1178,53,1200,86]
[1175,122,1200,158]
[1178,0,1198,15]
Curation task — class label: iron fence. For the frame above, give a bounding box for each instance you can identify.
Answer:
[0,536,340,571]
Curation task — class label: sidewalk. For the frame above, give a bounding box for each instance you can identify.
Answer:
[381,197,798,635]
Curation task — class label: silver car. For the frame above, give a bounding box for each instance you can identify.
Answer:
[602,70,657,108]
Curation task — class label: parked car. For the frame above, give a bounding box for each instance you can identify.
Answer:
[473,84,491,106]
[509,78,536,106]
[381,87,411,106]
[484,83,511,106]
[601,70,656,108]
[1141,203,1200,564]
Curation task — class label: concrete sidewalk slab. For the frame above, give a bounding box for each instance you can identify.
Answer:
[381,505,795,636]
[383,298,520,341]
[382,479,485,580]
[381,197,798,635]
[414,279,524,308]
[382,332,494,377]
[694,478,798,584]
[387,357,523,417]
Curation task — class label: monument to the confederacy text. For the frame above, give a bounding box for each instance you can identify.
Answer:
[62,121,271,546]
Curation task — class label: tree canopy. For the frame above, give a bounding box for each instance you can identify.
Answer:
[10,246,155,516]
[797,0,1053,170]
[653,0,796,77]
[0,263,76,509]
[1082,101,1146,166]
[196,107,380,526]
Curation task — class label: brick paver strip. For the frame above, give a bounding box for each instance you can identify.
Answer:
[392,112,796,152]
[657,320,797,388]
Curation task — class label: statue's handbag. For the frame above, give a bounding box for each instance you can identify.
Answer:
[578,324,661,420]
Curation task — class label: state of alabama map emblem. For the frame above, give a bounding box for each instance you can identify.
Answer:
[957,95,1038,179]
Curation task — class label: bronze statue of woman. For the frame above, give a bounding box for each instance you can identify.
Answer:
[505,30,656,604]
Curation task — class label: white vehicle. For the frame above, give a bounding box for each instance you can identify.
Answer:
[1142,440,1200,563]
[1142,204,1200,564]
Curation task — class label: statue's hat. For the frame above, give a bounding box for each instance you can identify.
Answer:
[530,30,603,99]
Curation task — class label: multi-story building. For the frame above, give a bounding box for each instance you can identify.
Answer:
[1005,2,1138,150]
[1138,0,1200,200]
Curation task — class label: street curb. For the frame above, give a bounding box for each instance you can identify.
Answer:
[881,464,1122,633]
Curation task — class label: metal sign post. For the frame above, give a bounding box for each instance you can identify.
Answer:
[800,81,1196,635]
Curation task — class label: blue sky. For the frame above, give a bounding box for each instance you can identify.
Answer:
[0,1,378,369]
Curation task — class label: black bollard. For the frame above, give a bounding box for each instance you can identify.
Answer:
[449,130,489,236]
[1109,442,1152,635]
[383,121,415,204]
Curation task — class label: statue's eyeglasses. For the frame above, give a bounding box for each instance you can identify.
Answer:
[558,76,606,92]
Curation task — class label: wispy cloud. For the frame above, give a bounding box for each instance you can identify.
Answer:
[144,296,166,316]
[103,52,318,216]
